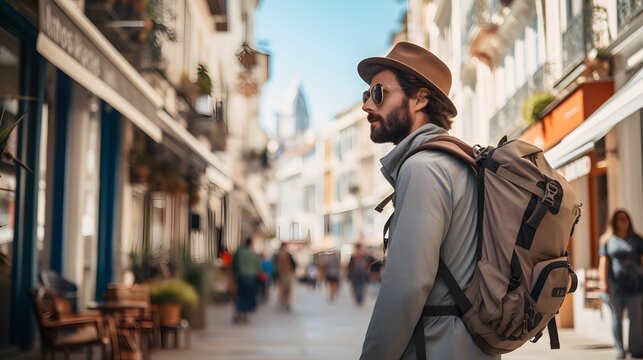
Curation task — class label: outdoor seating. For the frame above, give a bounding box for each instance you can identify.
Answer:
[160,319,191,350]
[39,269,79,313]
[104,283,160,352]
[29,287,111,359]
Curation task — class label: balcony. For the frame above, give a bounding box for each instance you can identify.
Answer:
[561,5,612,78]
[206,0,228,31]
[561,10,592,75]
[489,65,545,141]
[85,0,174,72]
[462,0,504,66]
[617,0,643,33]
[85,0,149,54]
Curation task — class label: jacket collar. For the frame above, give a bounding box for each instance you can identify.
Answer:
[380,123,448,186]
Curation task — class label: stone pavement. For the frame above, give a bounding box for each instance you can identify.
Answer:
[5,282,618,359]
[154,282,618,360]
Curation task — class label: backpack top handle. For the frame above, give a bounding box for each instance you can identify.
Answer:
[402,135,479,172]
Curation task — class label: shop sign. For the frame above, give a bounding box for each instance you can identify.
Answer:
[39,0,158,121]
[558,155,591,182]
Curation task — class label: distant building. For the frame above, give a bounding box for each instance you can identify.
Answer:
[276,80,311,147]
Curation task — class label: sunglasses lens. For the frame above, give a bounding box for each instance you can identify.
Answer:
[372,83,383,104]
[362,90,370,104]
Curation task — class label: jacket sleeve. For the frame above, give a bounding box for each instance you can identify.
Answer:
[360,154,453,360]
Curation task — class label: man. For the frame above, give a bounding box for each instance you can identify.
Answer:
[274,242,296,311]
[232,238,261,323]
[348,243,372,306]
[358,42,496,359]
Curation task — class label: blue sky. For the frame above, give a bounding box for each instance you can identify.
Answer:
[255,0,407,136]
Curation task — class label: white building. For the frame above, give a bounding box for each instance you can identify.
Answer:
[321,103,393,260]
[405,0,643,343]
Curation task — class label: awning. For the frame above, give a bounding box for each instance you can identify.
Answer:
[37,0,163,142]
[157,110,233,192]
[246,175,273,232]
[545,68,643,169]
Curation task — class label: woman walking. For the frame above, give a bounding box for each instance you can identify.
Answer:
[599,209,643,359]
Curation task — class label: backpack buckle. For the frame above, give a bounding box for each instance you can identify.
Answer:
[473,145,487,162]
[542,181,559,208]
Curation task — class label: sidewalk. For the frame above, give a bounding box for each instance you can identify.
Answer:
[154,282,373,360]
[5,282,617,359]
[154,283,617,360]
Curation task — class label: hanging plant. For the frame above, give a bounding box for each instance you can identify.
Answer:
[146,0,178,62]
[128,140,155,183]
[236,73,258,97]
[522,92,555,124]
[236,43,258,70]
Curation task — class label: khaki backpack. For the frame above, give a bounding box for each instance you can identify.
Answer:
[376,135,582,359]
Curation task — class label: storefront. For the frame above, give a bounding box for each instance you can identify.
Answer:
[36,0,166,307]
[0,0,47,350]
[2,0,236,350]
[543,68,643,340]
[0,0,164,349]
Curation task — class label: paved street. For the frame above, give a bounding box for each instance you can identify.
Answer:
[4,281,617,360]
[154,283,617,360]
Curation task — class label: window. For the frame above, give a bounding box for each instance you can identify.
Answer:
[289,221,301,241]
[303,185,315,212]
[324,215,331,235]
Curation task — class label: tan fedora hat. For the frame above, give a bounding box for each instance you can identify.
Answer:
[357,41,457,117]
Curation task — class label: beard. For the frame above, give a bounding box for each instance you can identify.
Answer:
[369,102,413,144]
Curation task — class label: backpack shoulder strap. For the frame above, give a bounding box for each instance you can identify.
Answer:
[401,135,478,172]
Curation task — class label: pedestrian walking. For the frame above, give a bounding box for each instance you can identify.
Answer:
[306,262,319,289]
[599,209,643,359]
[357,42,495,359]
[347,243,372,306]
[258,252,274,303]
[232,238,261,324]
[274,242,296,311]
[322,251,341,303]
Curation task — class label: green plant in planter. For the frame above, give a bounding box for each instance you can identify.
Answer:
[150,279,199,308]
[0,108,31,177]
[197,64,213,95]
[595,48,612,60]
[169,245,211,297]
[128,247,160,283]
[522,92,555,124]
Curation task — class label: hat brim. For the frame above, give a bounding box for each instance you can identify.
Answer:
[358,56,458,117]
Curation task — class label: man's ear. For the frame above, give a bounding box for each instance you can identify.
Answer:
[412,88,430,112]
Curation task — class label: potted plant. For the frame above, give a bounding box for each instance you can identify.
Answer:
[584,48,612,79]
[522,92,555,124]
[150,279,198,326]
[196,64,213,95]
[128,141,154,184]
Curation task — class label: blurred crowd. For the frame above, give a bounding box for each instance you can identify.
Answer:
[226,240,383,324]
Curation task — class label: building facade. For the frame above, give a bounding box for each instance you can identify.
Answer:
[406,0,643,342]
[0,0,270,350]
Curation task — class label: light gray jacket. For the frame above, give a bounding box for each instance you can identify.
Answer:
[360,124,498,360]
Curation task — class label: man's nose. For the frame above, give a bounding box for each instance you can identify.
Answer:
[362,98,375,113]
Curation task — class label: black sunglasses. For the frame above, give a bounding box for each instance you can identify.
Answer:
[362,83,404,105]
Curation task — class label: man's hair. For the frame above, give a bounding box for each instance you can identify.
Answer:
[366,65,453,130]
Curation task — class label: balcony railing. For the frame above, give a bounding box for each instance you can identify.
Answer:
[617,0,643,33]
[489,65,545,141]
[462,0,504,65]
[561,10,592,75]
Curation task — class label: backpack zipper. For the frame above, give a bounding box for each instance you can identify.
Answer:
[530,261,570,302]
